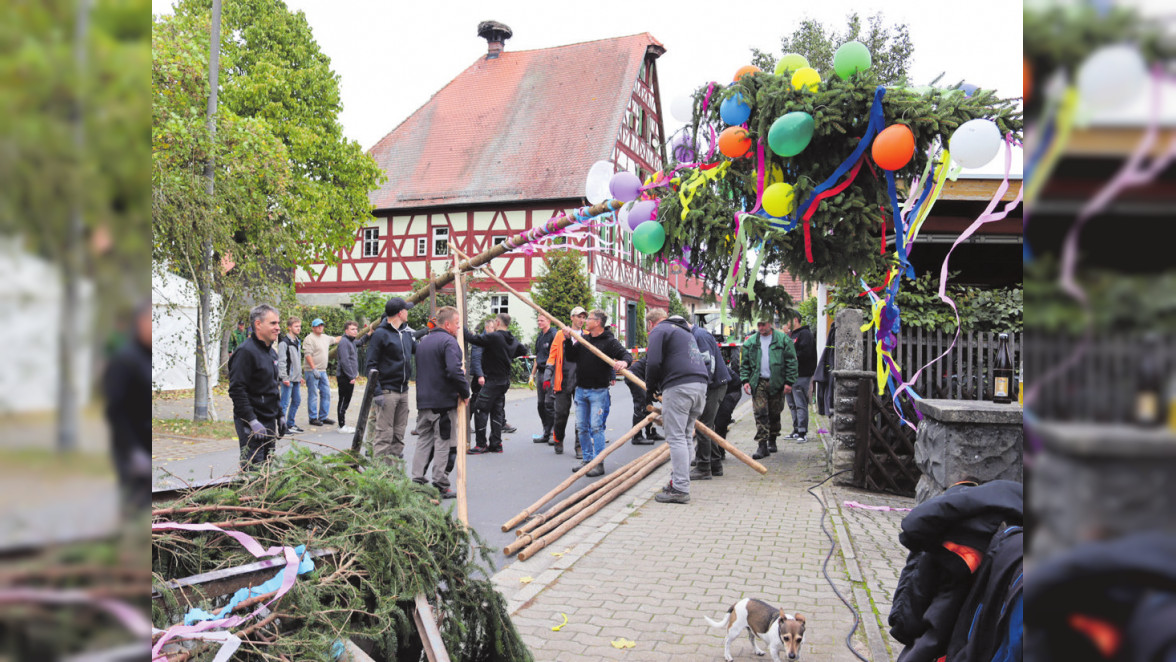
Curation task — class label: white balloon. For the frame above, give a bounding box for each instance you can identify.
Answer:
[671,95,695,123]
[584,160,615,204]
[949,118,1002,169]
[617,201,633,228]
[1077,43,1147,112]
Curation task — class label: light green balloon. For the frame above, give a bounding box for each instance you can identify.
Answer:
[768,111,815,157]
[833,41,871,80]
[774,53,809,76]
[633,221,666,255]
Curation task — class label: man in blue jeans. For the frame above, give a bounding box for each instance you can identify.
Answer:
[302,318,340,426]
[563,309,632,477]
[277,316,305,434]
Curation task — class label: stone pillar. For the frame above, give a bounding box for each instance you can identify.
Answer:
[827,308,865,484]
[913,399,1023,504]
[1029,423,1176,561]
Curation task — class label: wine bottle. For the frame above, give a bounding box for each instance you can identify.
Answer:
[993,333,1014,404]
[1135,335,1166,427]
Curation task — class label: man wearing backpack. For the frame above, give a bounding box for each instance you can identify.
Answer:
[277,316,306,434]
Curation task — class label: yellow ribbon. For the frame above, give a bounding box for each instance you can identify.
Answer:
[1024,87,1078,206]
[719,216,749,330]
[551,613,568,632]
[678,161,732,220]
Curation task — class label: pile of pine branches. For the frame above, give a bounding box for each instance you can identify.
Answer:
[151,448,532,662]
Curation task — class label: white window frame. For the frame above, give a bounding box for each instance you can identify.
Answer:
[490,294,509,315]
[362,227,379,257]
[416,237,427,256]
[492,236,507,248]
[432,226,449,257]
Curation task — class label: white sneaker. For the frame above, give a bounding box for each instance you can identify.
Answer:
[339,426,356,434]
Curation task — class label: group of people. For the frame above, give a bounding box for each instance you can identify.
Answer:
[228,296,819,506]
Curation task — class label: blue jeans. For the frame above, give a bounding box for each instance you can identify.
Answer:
[306,370,331,421]
[574,387,610,462]
[280,381,301,427]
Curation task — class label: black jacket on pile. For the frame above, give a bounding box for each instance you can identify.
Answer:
[889,480,1023,662]
[1026,532,1176,662]
[365,320,418,393]
[945,524,1023,662]
[465,329,527,384]
[790,323,817,378]
[228,335,281,423]
[415,328,471,410]
[645,318,709,393]
[564,328,632,390]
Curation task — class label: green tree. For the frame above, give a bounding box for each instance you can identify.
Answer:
[532,249,593,326]
[349,290,386,326]
[667,290,690,319]
[634,294,648,348]
[751,12,914,86]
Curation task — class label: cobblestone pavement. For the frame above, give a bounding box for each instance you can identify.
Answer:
[827,484,915,662]
[494,405,885,662]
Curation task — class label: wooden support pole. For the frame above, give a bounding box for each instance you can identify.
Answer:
[506,445,669,555]
[451,245,768,476]
[501,412,658,532]
[452,253,469,527]
[516,443,662,537]
[517,446,670,561]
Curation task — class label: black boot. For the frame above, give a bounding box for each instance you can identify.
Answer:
[554,439,564,454]
[632,432,654,446]
[689,465,712,481]
[768,438,778,454]
[585,462,604,477]
[645,427,665,441]
[751,442,770,460]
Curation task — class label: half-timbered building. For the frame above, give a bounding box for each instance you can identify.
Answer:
[296,23,671,347]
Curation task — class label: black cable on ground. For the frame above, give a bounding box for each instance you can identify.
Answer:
[807,469,872,662]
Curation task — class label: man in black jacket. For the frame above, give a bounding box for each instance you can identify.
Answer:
[103,300,152,512]
[643,309,709,504]
[530,314,556,444]
[465,313,528,454]
[335,320,371,433]
[564,309,632,476]
[411,306,471,498]
[229,304,284,468]
[787,313,817,443]
[365,297,419,462]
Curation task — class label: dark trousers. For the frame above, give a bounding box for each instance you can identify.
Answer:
[474,381,508,450]
[469,381,482,429]
[235,417,278,468]
[553,386,578,445]
[714,383,742,439]
[537,372,554,439]
[337,379,355,427]
[625,359,656,435]
[694,382,728,470]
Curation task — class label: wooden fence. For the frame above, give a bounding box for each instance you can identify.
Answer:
[860,329,1023,402]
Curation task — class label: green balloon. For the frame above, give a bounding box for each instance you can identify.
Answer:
[833,41,872,81]
[633,221,666,254]
[774,53,809,76]
[768,111,815,157]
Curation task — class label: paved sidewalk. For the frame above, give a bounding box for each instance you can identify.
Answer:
[492,404,885,661]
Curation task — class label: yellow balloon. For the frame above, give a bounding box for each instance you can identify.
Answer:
[762,182,796,217]
[791,67,821,93]
[753,164,786,186]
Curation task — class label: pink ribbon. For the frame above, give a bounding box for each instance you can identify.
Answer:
[150,522,305,661]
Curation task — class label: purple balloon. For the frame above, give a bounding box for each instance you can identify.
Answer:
[628,200,656,230]
[671,131,696,163]
[609,171,642,203]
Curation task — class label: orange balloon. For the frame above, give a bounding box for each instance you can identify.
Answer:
[1023,58,1031,102]
[734,65,762,82]
[718,126,752,159]
[871,124,916,171]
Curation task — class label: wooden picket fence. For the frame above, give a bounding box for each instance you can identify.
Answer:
[860,329,1023,402]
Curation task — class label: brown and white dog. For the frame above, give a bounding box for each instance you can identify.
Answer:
[704,597,806,661]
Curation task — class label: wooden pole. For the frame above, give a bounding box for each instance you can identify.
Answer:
[517,446,670,561]
[500,412,658,532]
[451,245,768,476]
[506,445,669,555]
[349,369,381,454]
[515,444,662,537]
[452,253,469,527]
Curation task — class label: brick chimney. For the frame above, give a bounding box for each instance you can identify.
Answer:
[477,21,512,60]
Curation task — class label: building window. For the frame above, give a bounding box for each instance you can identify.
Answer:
[492,236,507,248]
[432,226,449,256]
[362,228,379,257]
[490,295,509,315]
[639,108,647,139]
[416,237,427,256]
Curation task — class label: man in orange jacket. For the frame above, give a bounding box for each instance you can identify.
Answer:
[546,306,588,456]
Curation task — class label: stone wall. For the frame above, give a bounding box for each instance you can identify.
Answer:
[913,399,1023,504]
[828,308,865,485]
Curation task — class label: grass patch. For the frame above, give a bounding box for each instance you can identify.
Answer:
[0,448,115,479]
[153,418,237,440]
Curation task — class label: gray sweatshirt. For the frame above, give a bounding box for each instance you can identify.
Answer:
[277,333,303,383]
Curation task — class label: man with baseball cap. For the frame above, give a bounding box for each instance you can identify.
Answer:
[303,318,341,426]
[365,297,419,462]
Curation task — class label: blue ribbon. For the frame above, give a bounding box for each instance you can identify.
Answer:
[182,545,316,626]
[768,86,889,231]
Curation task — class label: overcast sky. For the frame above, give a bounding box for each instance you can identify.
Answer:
[153,0,1037,172]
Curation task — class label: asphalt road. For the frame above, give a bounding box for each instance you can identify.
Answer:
[153,382,749,572]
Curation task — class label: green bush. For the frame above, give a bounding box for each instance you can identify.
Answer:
[287,304,361,376]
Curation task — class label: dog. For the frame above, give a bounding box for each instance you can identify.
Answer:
[704,597,806,661]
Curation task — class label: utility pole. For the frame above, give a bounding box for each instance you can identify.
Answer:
[58,0,90,452]
[193,0,221,421]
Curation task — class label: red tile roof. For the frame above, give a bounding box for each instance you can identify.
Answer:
[367,33,665,210]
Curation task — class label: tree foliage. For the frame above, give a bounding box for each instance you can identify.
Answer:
[667,289,690,319]
[531,249,594,327]
[751,12,914,86]
[829,270,1022,333]
[634,294,648,348]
